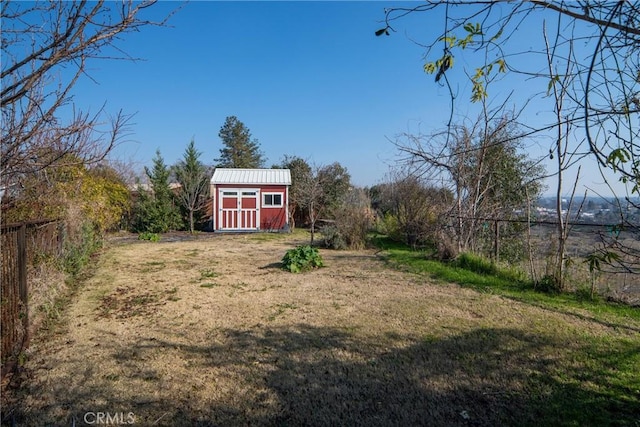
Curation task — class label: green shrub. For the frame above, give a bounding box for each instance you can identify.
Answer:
[375,213,400,238]
[281,245,324,273]
[536,274,561,294]
[575,285,602,302]
[138,232,160,242]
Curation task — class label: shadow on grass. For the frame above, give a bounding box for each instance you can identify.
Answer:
[259,262,283,270]
[4,324,638,426]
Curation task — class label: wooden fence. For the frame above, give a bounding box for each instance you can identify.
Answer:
[1,219,64,379]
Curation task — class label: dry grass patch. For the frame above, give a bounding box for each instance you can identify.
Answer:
[2,233,638,426]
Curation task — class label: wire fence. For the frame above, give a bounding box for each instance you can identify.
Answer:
[1,219,64,380]
[453,215,640,305]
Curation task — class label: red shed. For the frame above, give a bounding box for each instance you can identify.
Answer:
[210,168,291,232]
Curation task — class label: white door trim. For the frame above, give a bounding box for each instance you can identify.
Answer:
[218,188,260,230]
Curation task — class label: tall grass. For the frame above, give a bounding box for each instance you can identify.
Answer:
[63,222,103,277]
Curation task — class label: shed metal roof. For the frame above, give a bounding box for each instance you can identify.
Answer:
[211,168,292,185]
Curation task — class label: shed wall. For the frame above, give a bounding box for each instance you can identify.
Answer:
[212,184,288,231]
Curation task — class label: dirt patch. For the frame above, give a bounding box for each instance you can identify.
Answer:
[95,286,172,320]
[2,232,638,426]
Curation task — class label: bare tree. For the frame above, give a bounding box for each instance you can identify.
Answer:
[377,169,453,252]
[541,22,588,290]
[395,111,545,255]
[378,0,639,275]
[323,187,374,250]
[295,162,351,245]
[296,165,325,245]
[1,0,172,189]
[378,1,638,195]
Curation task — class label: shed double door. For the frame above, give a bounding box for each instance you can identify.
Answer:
[219,189,259,230]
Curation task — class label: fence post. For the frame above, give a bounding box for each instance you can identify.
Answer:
[17,223,29,343]
[494,219,500,264]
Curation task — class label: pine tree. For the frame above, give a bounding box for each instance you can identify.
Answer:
[174,140,210,233]
[132,150,182,233]
[216,116,264,168]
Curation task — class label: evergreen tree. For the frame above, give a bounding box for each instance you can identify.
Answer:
[174,140,210,233]
[132,150,182,233]
[216,116,264,168]
[131,184,157,233]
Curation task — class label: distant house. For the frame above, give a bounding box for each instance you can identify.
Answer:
[210,168,291,232]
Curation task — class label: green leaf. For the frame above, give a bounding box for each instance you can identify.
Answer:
[281,245,324,273]
[424,62,437,74]
[607,148,630,172]
[439,35,457,48]
[605,252,621,263]
[471,79,487,102]
[490,27,504,42]
[546,75,560,96]
[462,22,482,35]
[457,34,473,49]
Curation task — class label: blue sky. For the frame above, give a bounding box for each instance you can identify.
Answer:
[69,1,444,186]
[63,1,627,196]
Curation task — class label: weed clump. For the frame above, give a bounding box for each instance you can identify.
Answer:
[281,245,324,273]
[138,232,160,242]
[452,253,499,276]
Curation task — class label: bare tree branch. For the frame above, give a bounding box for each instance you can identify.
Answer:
[1,0,174,187]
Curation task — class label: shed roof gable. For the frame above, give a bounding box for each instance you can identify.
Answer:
[211,168,291,185]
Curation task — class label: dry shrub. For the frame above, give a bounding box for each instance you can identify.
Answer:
[435,231,459,261]
[25,212,86,336]
[27,261,68,334]
[26,203,103,335]
[63,202,87,245]
[324,188,374,250]
[375,175,453,248]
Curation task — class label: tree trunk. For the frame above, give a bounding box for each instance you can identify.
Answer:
[309,200,315,245]
[289,207,296,231]
[525,186,539,286]
[555,183,566,290]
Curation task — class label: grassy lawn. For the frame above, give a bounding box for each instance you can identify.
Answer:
[374,235,640,321]
[2,232,639,426]
[373,235,640,425]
